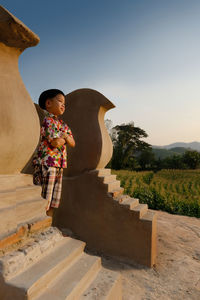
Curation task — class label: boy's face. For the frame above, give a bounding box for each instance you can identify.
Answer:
[45,94,65,117]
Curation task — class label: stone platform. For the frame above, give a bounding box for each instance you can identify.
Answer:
[0,174,51,253]
[0,174,122,299]
[0,227,122,300]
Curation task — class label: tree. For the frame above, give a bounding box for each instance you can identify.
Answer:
[182,150,200,169]
[110,122,151,170]
[138,148,155,170]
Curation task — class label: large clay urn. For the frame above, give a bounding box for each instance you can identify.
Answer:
[0,6,40,174]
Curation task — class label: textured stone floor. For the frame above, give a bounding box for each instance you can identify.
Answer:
[101,210,200,300]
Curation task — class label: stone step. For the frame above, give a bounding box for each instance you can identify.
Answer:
[131,204,148,218]
[0,196,46,216]
[0,216,52,251]
[80,267,122,300]
[28,216,52,234]
[106,180,121,192]
[0,186,42,209]
[35,253,101,300]
[0,174,33,191]
[0,227,63,279]
[141,210,156,222]
[99,174,117,184]
[6,238,86,299]
[0,197,47,238]
[114,194,129,203]
[108,187,124,198]
[120,197,139,209]
[96,168,111,176]
[16,198,46,220]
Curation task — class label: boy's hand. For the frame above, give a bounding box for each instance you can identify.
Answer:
[61,132,75,148]
[51,138,66,148]
[61,132,69,140]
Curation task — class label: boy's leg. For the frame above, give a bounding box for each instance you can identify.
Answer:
[46,207,54,217]
[51,168,63,209]
[41,166,57,213]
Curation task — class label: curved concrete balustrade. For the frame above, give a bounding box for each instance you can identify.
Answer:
[0,5,40,174]
[63,88,115,176]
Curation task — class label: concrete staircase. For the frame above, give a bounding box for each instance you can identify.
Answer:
[0,174,52,253]
[0,227,122,300]
[0,174,122,299]
[0,174,51,251]
[54,168,156,267]
[97,168,155,225]
[95,168,156,267]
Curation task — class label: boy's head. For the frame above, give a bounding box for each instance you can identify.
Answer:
[38,89,65,116]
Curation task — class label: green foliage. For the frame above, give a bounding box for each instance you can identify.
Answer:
[182,150,200,169]
[142,172,154,185]
[152,147,188,160]
[106,120,200,171]
[138,149,155,169]
[152,150,200,170]
[109,122,151,170]
[111,169,200,218]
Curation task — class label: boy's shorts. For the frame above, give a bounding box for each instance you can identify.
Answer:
[33,164,63,211]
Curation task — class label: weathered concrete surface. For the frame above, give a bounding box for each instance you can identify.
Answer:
[101,210,200,300]
[22,104,45,175]
[0,5,40,174]
[0,227,122,300]
[63,88,115,177]
[54,169,157,267]
[80,267,122,300]
[0,184,47,237]
[0,174,33,191]
[0,174,51,252]
[0,227,63,279]
[0,5,39,50]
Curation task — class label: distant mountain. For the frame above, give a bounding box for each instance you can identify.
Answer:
[168,147,189,154]
[153,142,200,152]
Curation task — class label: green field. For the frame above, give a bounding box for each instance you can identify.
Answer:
[111,169,200,218]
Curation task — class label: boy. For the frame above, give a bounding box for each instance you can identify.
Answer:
[33,89,75,217]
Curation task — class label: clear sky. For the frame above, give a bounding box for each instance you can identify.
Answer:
[2,0,200,145]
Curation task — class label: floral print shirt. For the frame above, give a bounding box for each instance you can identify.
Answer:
[33,110,73,168]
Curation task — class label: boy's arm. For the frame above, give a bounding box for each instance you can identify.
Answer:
[62,133,75,147]
[42,117,66,148]
[61,124,75,148]
[51,138,66,148]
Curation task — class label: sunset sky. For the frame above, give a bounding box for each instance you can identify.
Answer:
[2,0,200,145]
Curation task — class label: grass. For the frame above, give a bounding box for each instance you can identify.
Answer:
[111,169,200,218]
